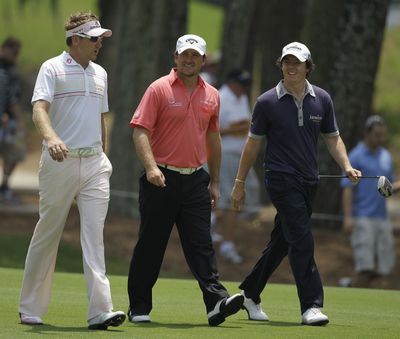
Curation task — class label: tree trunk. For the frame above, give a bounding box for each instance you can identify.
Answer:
[304,0,389,227]
[98,0,188,216]
[218,0,258,80]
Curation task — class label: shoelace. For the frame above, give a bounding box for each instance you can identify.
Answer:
[308,308,320,315]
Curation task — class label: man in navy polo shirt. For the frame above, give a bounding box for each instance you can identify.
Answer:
[231,42,361,326]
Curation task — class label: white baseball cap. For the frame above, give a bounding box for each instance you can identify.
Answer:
[66,20,112,38]
[280,42,311,62]
[176,34,206,56]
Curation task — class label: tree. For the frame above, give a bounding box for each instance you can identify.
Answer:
[303,0,389,227]
[98,0,188,216]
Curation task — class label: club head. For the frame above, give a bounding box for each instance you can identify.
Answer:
[377,176,393,198]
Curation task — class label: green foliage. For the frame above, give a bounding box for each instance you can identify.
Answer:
[188,0,224,53]
[0,0,223,71]
[0,0,97,71]
[373,25,400,168]
[2,267,400,338]
[374,26,400,117]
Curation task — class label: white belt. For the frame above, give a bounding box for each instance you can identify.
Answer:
[43,145,102,158]
[157,163,202,175]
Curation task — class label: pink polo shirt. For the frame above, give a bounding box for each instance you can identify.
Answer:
[130,68,220,168]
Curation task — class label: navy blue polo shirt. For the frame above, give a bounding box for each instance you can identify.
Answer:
[250,80,339,180]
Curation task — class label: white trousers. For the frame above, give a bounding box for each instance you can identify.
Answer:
[19,151,114,320]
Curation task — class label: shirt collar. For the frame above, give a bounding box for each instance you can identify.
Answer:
[62,51,92,68]
[168,68,206,88]
[275,79,315,99]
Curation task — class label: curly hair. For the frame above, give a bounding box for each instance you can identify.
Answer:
[64,11,99,46]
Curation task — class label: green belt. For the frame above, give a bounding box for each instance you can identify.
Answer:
[43,146,103,158]
[68,147,103,158]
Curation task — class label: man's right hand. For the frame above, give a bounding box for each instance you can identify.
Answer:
[47,138,69,162]
[146,167,166,187]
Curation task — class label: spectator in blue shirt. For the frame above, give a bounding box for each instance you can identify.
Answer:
[341,115,398,288]
[231,42,361,326]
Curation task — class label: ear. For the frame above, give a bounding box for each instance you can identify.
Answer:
[202,55,206,66]
[71,35,81,46]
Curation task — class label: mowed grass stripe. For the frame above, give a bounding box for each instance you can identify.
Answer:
[1,267,399,338]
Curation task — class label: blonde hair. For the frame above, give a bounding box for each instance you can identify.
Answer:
[64,11,99,31]
[64,11,99,46]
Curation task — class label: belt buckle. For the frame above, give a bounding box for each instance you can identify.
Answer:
[180,168,192,175]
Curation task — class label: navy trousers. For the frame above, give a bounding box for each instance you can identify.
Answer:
[128,168,229,315]
[239,171,323,314]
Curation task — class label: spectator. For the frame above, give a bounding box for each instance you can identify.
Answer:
[0,37,25,202]
[200,50,221,87]
[341,115,399,288]
[216,69,260,264]
[231,42,361,326]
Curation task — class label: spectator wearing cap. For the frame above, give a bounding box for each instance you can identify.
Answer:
[200,50,221,87]
[341,115,400,288]
[127,34,243,326]
[0,36,26,203]
[19,11,125,329]
[213,69,260,264]
[231,42,361,325]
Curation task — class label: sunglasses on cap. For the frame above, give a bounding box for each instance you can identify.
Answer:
[75,33,102,43]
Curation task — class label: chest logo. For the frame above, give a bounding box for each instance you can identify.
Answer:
[309,114,322,123]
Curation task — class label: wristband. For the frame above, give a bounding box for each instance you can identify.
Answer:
[235,178,245,183]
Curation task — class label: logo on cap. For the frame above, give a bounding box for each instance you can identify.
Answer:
[186,38,198,44]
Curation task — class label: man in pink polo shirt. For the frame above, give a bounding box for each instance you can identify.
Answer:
[127,34,243,327]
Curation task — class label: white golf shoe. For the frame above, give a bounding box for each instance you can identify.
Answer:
[129,314,151,323]
[301,307,329,326]
[207,293,244,326]
[20,313,43,325]
[241,291,269,321]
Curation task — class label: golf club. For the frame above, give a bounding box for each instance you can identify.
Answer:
[319,174,393,198]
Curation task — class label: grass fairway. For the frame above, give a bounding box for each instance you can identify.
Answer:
[2,267,399,338]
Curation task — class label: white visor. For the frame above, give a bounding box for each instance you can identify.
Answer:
[66,20,112,38]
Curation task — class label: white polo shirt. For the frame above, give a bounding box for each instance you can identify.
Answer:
[219,84,251,153]
[32,51,109,149]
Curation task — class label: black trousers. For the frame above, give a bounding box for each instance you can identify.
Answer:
[239,171,323,314]
[128,168,229,315]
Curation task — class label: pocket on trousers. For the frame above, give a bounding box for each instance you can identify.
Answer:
[265,172,288,194]
[102,153,113,176]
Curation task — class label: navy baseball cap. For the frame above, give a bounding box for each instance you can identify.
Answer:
[226,69,252,86]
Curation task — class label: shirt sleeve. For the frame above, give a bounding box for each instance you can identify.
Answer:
[249,99,267,138]
[320,94,339,135]
[31,62,55,104]
[130,86,159,131]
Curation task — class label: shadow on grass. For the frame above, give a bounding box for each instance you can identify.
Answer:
[268,321,302,327]
[131,321,241,329]
[23,324,124,334]
[236,319,300,327]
